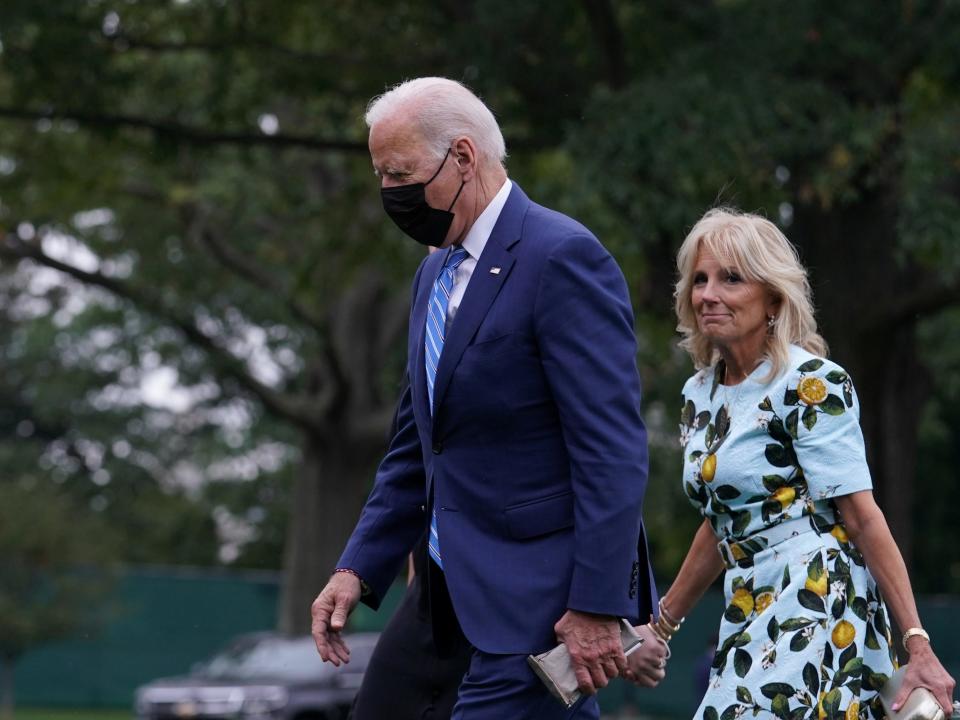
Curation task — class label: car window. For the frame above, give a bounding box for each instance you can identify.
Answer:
[197,637,336,682]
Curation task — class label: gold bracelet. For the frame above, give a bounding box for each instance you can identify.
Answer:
[649,621,673,643]
[656,614,679,636]
[902,627,930,647]
[654,616,679,642]
[659,597,684,628]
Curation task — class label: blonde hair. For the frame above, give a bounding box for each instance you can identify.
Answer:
[674,208,827,381]
[365,77,507,166]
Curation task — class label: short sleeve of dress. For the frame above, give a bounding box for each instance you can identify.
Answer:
[789,358,873,501]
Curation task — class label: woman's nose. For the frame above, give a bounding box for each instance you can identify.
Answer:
[700,280,720,302]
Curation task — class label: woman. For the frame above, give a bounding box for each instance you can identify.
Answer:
[654,209,954,720]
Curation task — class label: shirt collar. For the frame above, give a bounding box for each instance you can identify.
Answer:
[460,179,512,261]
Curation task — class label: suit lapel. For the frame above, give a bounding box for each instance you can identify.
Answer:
[430,184,528,417]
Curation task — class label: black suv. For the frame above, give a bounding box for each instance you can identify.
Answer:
[134,631,380,720]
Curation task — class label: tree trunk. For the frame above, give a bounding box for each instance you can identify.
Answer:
[0,654,14,720]
[278,432,382,635]
[792,192,931,566]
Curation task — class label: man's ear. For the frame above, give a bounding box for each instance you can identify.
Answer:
[451,136,478,181]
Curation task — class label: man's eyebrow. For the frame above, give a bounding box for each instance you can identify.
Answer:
[380,164,413,177]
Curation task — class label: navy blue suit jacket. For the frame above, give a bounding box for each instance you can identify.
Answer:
[338,183,655,654]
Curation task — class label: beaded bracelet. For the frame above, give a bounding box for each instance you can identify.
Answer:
[334,567,371,596]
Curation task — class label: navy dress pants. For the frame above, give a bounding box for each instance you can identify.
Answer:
[451,650,600,720]
[349,534,471,720]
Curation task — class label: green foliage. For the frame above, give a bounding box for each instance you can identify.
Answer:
[914,308,960,593]
[0,482,117,660]
[0,0,957,600]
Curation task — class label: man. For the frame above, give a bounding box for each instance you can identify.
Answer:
[312,77,663,719]
[348,375,472,720]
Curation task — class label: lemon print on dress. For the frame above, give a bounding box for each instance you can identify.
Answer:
[831,525,849,543]
[770,486,796,509]
[805,568,829,597]
[845,701,859,720]
[754,591,775,614]
[730,587,754,616]
[701,453,717,482]
[832,620,855,649]
[797,376,828,405]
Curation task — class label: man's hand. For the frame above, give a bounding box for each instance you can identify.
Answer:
[623,624,669,687]
[310,572,362,666]
[553,610,626,695]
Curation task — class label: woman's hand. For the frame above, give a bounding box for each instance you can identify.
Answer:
[834,494,956,716]
[892,640,956,717]
[623,623,669,688]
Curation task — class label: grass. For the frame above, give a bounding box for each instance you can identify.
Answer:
[13,710,130,720]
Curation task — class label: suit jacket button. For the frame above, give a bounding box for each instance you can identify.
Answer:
[432,442,443,454]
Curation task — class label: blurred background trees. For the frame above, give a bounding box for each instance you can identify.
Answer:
[0,0,957,637]
[0,483,117,719]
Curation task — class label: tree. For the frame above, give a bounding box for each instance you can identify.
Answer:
[563,0,960,571]
[1,2,958,648]
[0,1,420,633]
[0,483,117,719]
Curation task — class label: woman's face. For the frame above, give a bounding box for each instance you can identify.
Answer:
[691,247,776,355]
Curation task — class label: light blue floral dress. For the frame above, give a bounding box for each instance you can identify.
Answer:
[679,345,897,720]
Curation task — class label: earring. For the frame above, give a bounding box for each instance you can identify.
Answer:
[767,315,776,327]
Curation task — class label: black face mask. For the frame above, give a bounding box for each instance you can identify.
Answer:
[380,149,466,247]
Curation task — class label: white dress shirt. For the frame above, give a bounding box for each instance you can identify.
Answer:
[446,179,513,327]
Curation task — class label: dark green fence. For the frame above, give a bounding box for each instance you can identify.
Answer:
[16,565,282,707]
[15,564,404,710]
[15,565,959,716]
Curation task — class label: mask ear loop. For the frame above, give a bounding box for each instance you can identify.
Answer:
[446,179,466,212]
[424,147,465,212]
[424,148,451,186]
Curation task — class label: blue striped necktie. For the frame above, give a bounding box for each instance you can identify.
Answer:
[425,245,468,568]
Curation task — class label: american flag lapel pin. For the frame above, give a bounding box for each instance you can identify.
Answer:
[490,267,501,275]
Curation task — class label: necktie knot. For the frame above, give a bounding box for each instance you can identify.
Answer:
[444,245,469,270]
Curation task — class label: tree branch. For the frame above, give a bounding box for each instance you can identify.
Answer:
[883,279,960,329]
[108,32,359,66]
[0,232,325,433]
[181,204,327,333]
[0,106,367,153]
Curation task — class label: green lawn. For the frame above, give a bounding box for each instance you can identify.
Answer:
[14,710,129,720]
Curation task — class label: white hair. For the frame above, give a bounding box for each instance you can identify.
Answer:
[674,207,828,381]
[365,77,507,166]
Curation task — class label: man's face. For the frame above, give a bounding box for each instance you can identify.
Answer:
[369,115,465,248]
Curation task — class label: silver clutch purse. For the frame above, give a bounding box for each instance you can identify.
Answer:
[878,666,959,720]
[526,619,644,708]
